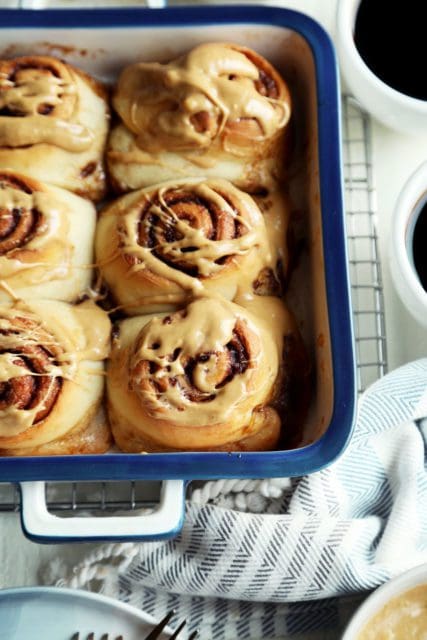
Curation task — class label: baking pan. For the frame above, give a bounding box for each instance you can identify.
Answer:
[0,5,356,541]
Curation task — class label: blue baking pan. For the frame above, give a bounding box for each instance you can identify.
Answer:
[0,5,355,541]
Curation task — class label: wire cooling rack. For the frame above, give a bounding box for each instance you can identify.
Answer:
[0,96,388,514]
[342,95,388,393]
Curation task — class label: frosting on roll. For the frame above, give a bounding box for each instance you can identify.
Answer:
[0,310,64,435]
[96,178,278,314]
[122,183,259,283]
[0,172,69,281]
[0,170,96,302]
[129,297,278,427]
[0,55,109,201]
[106,295,298,452]
[0,56,93,151]
[113,43,291,156]
[0,299,110,451]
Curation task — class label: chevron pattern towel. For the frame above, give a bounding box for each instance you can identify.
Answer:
[49,359,427,639]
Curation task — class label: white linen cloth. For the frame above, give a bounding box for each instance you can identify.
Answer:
[45,359,427,639]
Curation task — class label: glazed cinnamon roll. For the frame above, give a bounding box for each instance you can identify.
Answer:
[108,42,291,193]
[0,171,96,303]
[251,188,292,295]
[96,178,279,314]
[0,299,111,456]
[0,56,109,201]
[107,295,302,453]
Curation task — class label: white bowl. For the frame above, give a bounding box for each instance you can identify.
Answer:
[342,563,427,639]
[389,161,427,328]
[335,0,427,134]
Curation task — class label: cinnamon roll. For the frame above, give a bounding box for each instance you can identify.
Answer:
[0,56,109,201]
[0,170,96,303]
[108,43,291,193]
[96,178,279,314]
[252,188,292,295]
[106,295,301,453]
[0,299,111,456]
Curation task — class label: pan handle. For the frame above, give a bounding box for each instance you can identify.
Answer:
[19,480,185,542]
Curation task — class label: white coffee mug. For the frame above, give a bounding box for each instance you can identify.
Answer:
[389,161,427,329]
[336,0,427,134]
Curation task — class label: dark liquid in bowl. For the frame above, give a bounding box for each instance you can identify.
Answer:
[354,0,427,100]
[413,201,427,291]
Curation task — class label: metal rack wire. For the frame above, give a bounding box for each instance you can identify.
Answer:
[0,95,388,514]
[342,95,388,393]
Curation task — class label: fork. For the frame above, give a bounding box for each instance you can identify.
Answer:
[72,609,199,640]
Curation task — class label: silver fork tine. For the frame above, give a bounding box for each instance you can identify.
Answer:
[144,609,176,640]
[71,608,197,640]
[70,635,112,640]
[169,619,186,639]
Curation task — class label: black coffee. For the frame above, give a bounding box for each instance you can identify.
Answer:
[413,201,427,291]
[354,0,427,101]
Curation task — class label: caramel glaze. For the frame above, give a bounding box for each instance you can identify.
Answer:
[0,299,111,453]
[0,170,97,302]
[114,43,290,154]
[0,56,110,202]
[108,43,292,193]
[0,314,62,430]
[96,178,282,314]
[106,262,310,451]
[107,293,306,452]
[0,56,92,151]
[0,171,70,282]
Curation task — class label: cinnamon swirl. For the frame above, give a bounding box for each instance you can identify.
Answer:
[0,56,109,201]
[108,43,291,193]
[106,295,302,453]
[0,299,111,456]
[0,170,96,302]
[96,178,280,314]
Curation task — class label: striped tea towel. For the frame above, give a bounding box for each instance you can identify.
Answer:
[46,358,427,639]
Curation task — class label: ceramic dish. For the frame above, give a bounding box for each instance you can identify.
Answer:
[336,0,427,134]
[0,587,170,640]
[342,563,427,639]
[389,161,427,328]
[0,6,355,541]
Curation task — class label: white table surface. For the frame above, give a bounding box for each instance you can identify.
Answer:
[0,0,426,635]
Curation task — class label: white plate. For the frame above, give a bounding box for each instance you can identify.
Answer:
[0,587,170,640]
